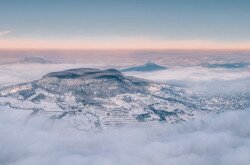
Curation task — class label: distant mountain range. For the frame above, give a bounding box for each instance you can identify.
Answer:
[0,68,249,130]
[121,61,168,72]
[201,62,250,69]
[15,57,53,64]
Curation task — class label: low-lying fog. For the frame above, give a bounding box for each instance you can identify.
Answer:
[1,106,249,165]
[0,61,249,165]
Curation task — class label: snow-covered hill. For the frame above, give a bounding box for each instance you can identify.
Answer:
[0,68,249,130]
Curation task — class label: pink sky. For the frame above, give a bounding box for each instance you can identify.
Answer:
[0,38,250,50]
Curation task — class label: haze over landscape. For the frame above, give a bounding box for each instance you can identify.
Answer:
[0,1,250,165]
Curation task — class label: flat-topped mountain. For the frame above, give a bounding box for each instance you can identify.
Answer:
[47,68,127,80]
[121,61,167,72]
[0,68,249,130]
[37,68,149,98]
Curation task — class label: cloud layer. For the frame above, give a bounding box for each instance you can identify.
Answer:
[0,107,249,165]
[125,67,250,94]
[0,63,108,87]
[0,62,249,165]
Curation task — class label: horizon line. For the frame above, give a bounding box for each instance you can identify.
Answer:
[0,48,250,52]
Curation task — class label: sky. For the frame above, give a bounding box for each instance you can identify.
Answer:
[1,0,250,50]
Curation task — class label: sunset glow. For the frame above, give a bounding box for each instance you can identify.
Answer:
[1,38,250,50]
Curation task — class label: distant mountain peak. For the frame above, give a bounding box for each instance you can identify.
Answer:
[121,61,167,72]
[144,61,158,66]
